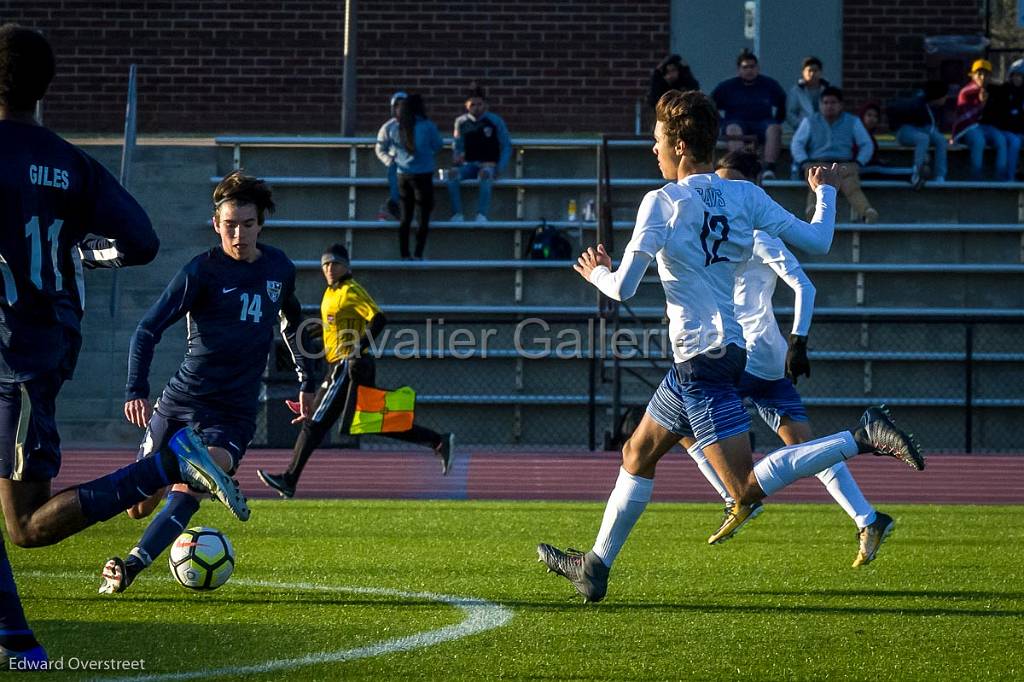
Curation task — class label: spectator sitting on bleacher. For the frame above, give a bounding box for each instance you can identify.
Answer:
[712,49,787,178]
[791,86,878,223]
[998,59,1024,178]
[952,59,1020,182]
[889,80,949,187]
[646,54,700,110]
[786,56,829,131]
[447,84,511,222]
[374,91,406,221]
[856,101,914,180]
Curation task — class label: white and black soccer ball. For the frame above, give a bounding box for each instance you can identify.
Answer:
[168,526,235,590]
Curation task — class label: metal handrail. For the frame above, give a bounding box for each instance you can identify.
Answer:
[265,218,1024,233]
[213,173,1024,191]
[298,303,1024,319]
[293,259,1024,273]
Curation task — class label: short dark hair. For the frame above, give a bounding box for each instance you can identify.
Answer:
[716,150,762,182]
[322,243,350,264]
[466,82,486,101]
[656,90,719,164]
[737,49,758,66]
[821,85,843,101]
[0,24,55,111]
[802,56,823,70]
[213,170,275,224]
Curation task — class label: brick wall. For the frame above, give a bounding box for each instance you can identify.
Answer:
[6,1,987,134]
[6,0,668,134]
[842,0,984,113]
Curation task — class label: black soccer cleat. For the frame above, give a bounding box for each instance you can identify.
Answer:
[855,405,925,471]
[256,469,296,498]
[536,543,609,603]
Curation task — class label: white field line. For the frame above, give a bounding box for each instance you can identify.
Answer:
[20,571,513,681]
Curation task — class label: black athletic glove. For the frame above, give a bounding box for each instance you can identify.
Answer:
[785,334,810,385]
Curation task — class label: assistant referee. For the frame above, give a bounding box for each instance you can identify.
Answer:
[257,244,454,498]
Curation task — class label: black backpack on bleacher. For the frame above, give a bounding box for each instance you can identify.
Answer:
[526,220,571,260]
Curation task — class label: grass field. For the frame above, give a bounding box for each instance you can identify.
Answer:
[8,499,1024,680]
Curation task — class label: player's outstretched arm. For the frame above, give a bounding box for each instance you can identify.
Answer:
[575,244,653,302]
[278,288,318,397]
[79,156,159,268]
[767,245,816,383]
[125,266,199,405]
[776,164,840,254]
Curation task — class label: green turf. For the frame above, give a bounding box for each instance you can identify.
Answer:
[7,500,1024,680]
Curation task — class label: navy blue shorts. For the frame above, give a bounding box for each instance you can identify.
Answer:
[736,372,809,433]
[0,373,64,481]
[137,395,255,474]
[646,344,752,449]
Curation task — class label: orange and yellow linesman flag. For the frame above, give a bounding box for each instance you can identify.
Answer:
[348,385,416,434]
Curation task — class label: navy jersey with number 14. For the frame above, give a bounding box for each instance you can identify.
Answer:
[126,244,315,420]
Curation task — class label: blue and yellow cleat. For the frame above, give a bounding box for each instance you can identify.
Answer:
[169,428,250,521]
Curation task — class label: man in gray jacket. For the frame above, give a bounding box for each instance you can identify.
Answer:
[786,56,829,131]
[791,86,878,223]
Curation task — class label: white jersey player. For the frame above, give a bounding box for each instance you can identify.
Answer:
[537,90,923,602]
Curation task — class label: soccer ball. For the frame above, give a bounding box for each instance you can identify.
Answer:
[168,526,235,590]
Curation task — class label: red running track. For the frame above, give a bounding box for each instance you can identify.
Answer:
[53,449,1024,504]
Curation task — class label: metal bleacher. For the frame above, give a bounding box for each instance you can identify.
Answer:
[214,135,1024,451]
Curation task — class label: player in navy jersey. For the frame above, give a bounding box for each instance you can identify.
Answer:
[98,170,316,594]
[0,25,247,663]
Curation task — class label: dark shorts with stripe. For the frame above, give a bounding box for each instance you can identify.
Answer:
[736,372,808,433]
[0,372,64,481]
[137,393,256,474]
[646,344,752,449]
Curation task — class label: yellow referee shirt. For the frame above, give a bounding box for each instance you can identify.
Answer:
[321,276,381,363]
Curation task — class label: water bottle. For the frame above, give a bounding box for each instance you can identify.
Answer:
[568,199,578,222]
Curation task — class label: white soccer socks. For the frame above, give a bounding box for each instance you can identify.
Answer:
[687,444,736,506]
[753,431,859,497]
[591,467,654,568]
[815,462,877,529]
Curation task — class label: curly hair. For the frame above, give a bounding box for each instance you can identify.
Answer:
[213,170,275,224]
[0,24,55,110]
[655,89,719,164]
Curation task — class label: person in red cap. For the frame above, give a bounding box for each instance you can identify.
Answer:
[953,59,1020,181]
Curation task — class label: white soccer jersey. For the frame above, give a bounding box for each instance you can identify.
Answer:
[675,173,805,348]
[618,182,730,363]
[589,174,834,364]
[734,232,816,380]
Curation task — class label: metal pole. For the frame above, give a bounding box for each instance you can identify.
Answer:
[964,323,974,453]
[341,0,358,135]
[111,64,137,317]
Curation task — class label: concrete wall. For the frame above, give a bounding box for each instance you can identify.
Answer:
[671,0,843,102]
